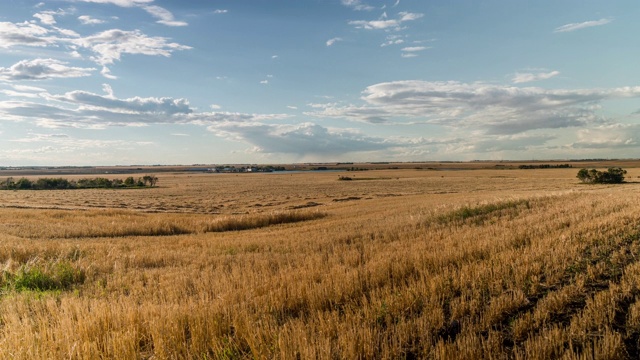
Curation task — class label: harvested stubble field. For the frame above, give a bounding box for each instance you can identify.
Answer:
[2,165,640,359]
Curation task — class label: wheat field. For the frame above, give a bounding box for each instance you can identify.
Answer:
[1,165,640,359]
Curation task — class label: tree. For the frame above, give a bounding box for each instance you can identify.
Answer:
[142,175,158,187]
[577,167,626,184]
[124,177,136,186]
[15,178,33,189]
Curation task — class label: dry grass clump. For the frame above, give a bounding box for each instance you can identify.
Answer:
[1,168,640,358]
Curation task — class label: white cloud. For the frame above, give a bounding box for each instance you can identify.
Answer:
[349,11,423,31]
[100,66,117,79]
[381,35,404,47]
[213,9,228,14]
[51,90,193,115]
[401,46,429,57]
[0,87,290,129]
[71,0,153,7]
[341,0,375,11]
[260,80,269,85]
[33,12,57,25]
[0,19,191,77]
[75,29,192,66]
[73,0,186,26]
[142,5,188,27]
[326,37,343,46]
[512,70,560,84]
[401,46,427,52]
[554,18,612,33]
[102,83,114,98]
[309,80,640,135]
[398,12,423,22]
[13,84,47,92]
[0,58,95,81]
[570,124,640,149]
[78,15,106,25]
[0,21,51,48]
[207,122,397,156]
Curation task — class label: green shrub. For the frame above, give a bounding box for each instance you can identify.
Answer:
[577,167,626,184]
[10,262,85,292]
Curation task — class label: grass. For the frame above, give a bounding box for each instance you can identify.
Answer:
[0,209,326,239]
[1,166,640,358]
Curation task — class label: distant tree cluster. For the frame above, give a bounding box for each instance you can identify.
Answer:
[577,168,626,184]
[519,164,572,169]
[0,175,158,190]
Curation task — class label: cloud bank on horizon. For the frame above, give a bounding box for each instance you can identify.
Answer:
[0,0,638,165]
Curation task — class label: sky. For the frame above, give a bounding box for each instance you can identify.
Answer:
[1,0,640,165]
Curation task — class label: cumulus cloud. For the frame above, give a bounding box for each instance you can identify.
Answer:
[309,80,640,135]
[33,12,57,25]
[213,9,228,14]
[0,21,51,47]
[512,70,560,84]
[0,58,95,81]
[554,18,612,33]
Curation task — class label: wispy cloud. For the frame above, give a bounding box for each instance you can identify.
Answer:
[326,37,343,46]
[349,11,423,31]
[72,0,186,26]
[341,0,374,11]
[381,35,404,47]
[512,70,560,84]
[213,9,228,14]
[554,18,612,33]
[78,15,106,25]
[142,5,187,27]
[400,46,429,58]
[74,28,191,70]
[69,0,152,6]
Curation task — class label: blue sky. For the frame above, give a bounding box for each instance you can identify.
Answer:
[1,0,640,165]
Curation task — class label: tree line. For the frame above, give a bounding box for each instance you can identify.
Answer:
[519,164,572,169]
[0,175,158,190]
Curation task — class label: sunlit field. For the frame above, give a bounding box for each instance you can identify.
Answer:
[2,163,640,359]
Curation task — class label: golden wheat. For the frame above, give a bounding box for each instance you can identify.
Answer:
[0,166,640,358]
